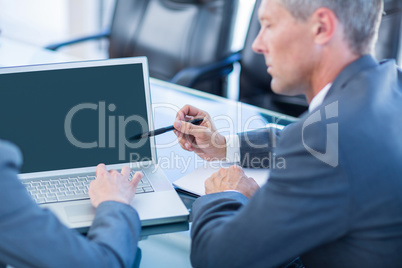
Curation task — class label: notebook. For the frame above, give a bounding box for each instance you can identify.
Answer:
[0,57,189,230]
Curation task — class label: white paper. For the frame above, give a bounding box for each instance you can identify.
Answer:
[173,162,270,196]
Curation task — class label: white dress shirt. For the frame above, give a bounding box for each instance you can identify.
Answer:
[308,83,332,112]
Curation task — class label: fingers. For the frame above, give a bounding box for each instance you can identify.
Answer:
[95,164,132,181]
[227,165,245,185]
[130,172,144,188]
[176,105,206,121]
[175,128,198,151]
[228,165,244,175]
[174,120,207,139]
[176,132,192,151]
[120,166,131,179]
[174,106,216,155]
[204,166,246,193]
[205,173,218,194]
[204,176,213,194]
[96,163,107,177]
[175,105,212,130]
[218,168,227,177]
[173,120,182,131]
[109,169,119,177]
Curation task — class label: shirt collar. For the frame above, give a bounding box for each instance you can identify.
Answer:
[308,83,332,112]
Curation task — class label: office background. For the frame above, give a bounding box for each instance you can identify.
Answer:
[0,0,255,101]
[1,0,400,115]
[0,1,401,267]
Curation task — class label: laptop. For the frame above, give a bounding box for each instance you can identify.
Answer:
[0,57,189,230]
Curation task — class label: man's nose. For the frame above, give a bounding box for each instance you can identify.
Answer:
[251,30,266,54]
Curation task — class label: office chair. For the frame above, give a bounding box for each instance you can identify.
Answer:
[375,0,402,63]
[167,0,309,117]
[46,0,239,96]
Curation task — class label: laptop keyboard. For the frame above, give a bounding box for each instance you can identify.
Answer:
[22,170,154,204]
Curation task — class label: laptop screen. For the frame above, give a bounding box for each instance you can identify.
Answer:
[0,59,153,174]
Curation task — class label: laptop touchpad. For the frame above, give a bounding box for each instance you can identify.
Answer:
[65,204,95,223]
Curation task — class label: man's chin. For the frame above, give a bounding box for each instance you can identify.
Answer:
[271,82,303,96]
[271,81,291,96]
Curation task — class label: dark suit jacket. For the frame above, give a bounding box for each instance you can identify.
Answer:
[190,55,402,268]
[0,140,141,268]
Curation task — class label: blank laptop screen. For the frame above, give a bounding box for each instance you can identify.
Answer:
[0,62,152,173]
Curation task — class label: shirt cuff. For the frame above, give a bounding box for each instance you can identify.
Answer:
[225,134,240,163]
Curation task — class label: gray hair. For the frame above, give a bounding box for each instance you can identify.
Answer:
[276,0,384,55]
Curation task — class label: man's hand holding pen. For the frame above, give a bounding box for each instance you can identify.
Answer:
[173,104,227,161]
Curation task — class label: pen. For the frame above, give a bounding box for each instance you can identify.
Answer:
[129,117,204,140]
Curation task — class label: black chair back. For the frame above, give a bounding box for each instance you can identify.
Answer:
[108,0,239,95]
[375,0,402,62]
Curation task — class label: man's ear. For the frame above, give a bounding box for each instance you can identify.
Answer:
[311,7,338,45]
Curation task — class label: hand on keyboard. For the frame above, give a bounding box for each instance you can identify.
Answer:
[89,164,143,208]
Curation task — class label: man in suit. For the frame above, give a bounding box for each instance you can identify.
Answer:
[174,0,402,267]
[0,140,143,267]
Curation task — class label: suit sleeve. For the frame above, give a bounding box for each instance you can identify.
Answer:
[238,126,282,168]
[0,141,140,268]
[190,121,350,267]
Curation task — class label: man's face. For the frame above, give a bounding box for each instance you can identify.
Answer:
[252,0,317,96]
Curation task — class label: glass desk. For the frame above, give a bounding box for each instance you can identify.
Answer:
[0,36,296,267]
